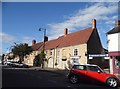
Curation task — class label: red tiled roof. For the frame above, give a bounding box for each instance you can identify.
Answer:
[58,27,93,48]
[32,27,94,51]
[32,42,43,51]
[45,39,58,50]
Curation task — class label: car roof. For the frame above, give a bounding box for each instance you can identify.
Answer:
[73,64,98,67]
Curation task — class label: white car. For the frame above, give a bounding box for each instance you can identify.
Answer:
[10,61,29,68]
[3,61,11,65]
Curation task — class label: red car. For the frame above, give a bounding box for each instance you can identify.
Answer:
[67,64,120,88]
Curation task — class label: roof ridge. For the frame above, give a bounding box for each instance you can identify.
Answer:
[35,27,93,44]
[32,27,94,50]
[67,27,92,35]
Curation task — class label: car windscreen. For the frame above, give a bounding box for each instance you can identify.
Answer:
[72,65,86,70]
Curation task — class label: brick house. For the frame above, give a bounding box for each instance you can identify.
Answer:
[24,19,107,69]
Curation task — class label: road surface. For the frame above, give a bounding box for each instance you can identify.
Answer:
[2,67,120,89]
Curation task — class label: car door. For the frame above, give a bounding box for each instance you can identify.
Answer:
[73,65,87,82]
[85,66,106,84]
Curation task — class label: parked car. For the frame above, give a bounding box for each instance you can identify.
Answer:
[9,61,29,68]
[3,61,12,65]
[67,64,120,88]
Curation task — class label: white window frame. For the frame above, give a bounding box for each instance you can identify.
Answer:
[73,48,78,56]
[50,49,52,55]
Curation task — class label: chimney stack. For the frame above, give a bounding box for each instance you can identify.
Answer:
[92,19,96,29]
[44,36,48,42]
[32,40,36,45]
[115,20,120,27]
[64,28,68,37]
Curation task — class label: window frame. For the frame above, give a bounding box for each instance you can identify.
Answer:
[115,56,120,68]
[50,49,52,55]
[73,48,78,56]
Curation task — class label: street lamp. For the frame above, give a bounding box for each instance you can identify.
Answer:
[39,28,46,68]
[39,28,46,52]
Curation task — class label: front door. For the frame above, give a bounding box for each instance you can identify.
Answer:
[48,58,54,68]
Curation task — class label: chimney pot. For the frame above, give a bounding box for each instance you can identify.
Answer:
[64,28,68,37]
[92,19,96,29]
[32,40,36,45]
[115,20,120,26]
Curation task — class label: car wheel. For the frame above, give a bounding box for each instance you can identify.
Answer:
[106,77,118,88]
[69,75,78,84]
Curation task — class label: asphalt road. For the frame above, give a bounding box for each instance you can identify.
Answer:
[2,67,120,89]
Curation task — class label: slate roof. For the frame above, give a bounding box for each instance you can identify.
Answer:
[107,26,120,34]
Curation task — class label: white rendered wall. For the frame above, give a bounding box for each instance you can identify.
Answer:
[108,33,120,52]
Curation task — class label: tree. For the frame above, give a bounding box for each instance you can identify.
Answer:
[7,54,15,60]
[34,54,41,66]
[39,51,46,60]
[33,51,46,67]
[40,51,46,68]
[11,43,33,63]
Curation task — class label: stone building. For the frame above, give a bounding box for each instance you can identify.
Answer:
[24,19,107,69]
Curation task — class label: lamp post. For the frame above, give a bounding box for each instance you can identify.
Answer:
[39,28,46,68]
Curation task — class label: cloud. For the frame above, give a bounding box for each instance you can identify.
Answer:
[0,32,16,43]
[0,32,33,54]
[0,31,34,46]
[22,37,33,46]
[105,15,118,25]
[0,31,34,45]
[47,2,118,40]
[0,52,2,56]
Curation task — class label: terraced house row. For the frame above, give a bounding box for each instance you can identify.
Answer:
[23,19,108,69]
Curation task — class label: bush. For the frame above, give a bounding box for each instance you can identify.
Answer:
[34,51,46,67]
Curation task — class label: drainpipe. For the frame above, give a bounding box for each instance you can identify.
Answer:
[53,49,55,69]
[55,46,59,68]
